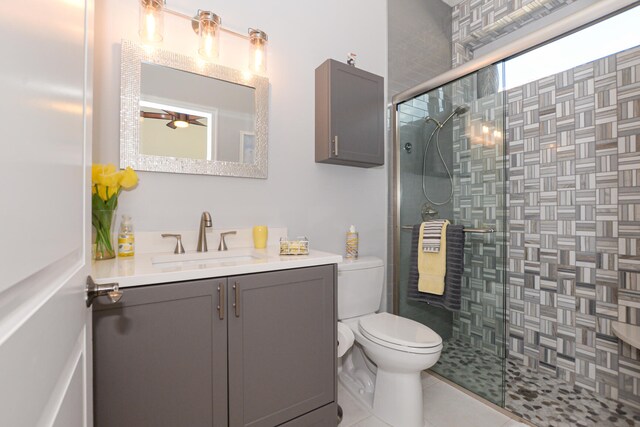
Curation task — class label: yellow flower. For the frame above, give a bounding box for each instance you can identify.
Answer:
[119,167,138,189]
[96,184,108,201]
[95,184,119,201]
[91,164,104,183]
[93,163,119,188]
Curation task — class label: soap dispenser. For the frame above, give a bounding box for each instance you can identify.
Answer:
[118,215,135,257]
[346,225,358,259]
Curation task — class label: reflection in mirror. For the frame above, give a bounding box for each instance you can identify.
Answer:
[139,63,255,163]
[120,40,269,178]
[140,100,212,160]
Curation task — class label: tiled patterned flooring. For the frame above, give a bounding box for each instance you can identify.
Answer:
[338,370,523,427]
[433,338,640,426]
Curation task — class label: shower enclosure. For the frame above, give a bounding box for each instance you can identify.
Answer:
[392,63,508,406]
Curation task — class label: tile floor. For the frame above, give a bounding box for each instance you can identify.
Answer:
[338,370,527,427]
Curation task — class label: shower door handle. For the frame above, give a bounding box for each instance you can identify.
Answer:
[332,135,339,157]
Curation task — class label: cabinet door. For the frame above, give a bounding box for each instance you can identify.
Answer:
[228,265,336,427]
[316,59,384,167]
[93,278,228,427]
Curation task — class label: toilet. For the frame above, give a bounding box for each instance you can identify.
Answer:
[337,257,442,427]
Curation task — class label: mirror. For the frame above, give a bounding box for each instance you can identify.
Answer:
[120,40,268,178]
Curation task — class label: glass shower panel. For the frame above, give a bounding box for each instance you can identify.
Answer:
[396,63,507,406]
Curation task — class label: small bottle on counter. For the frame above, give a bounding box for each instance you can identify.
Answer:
[118,215,135,257]
[346,225,358,259]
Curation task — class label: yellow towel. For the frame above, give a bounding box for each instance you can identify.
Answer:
[418,220,449,295]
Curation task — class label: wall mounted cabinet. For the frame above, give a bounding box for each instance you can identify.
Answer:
[315,59,384,168]
[93,265,337,427]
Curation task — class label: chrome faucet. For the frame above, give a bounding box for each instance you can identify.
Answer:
[197,211,212,252]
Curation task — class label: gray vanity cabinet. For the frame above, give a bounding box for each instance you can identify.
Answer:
[315,59,384,168]
[228,265,336,427]
[93,265,336,427]
[92,278,228,427]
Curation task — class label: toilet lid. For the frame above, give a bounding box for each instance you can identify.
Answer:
[359,312,442,351]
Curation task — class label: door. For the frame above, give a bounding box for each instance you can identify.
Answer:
[93,279,228,427]
[228,265,336,427]
[330,60,384,165]
[0,1,94,426]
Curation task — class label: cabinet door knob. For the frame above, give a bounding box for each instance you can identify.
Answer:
[332,135,339,157]
[217,283,225,320]
[86,276,123,307]
[233,282,240,317]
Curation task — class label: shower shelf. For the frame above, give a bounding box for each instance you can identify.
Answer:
[611,321,640,350]
[400,225,495,233]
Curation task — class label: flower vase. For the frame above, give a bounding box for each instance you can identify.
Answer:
[93,209,116,260]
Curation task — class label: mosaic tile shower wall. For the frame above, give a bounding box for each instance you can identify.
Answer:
[450,78,508,357]
[507,45,640,409]
[451,0,576,67]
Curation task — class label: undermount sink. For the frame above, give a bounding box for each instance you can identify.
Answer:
[151,248,261,267]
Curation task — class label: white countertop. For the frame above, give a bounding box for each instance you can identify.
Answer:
[91,247,342,288]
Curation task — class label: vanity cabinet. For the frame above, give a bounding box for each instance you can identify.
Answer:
[315,59,384,168]
[93,264,337,427]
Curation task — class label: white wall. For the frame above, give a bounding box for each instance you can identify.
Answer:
[94,1,388,266]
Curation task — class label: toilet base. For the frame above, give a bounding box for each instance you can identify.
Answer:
[339,344,426,427]
[372,369,423,427]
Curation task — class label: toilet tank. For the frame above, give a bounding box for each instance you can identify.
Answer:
[337,257,385,320]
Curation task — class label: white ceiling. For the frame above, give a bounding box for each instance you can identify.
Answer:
[441,0,465,6]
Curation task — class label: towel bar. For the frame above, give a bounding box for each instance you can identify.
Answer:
[400,225,495,234]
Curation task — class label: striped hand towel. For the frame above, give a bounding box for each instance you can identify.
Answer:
[422,220,447,253]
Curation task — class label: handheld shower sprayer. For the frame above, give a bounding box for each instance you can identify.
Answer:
[421,105,469,206]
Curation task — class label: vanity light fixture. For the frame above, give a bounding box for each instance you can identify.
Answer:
[193,10,221,61]
[138,1,269,72]
[248,28,268,74]
[139,0,165,43]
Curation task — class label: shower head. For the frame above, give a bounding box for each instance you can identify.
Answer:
[425,105,469,129]
[454,105,469,115]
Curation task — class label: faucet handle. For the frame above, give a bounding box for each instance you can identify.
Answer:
[218,231,237,251]
[162,234,186,254]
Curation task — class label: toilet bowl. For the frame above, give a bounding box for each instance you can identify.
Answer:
[337,257,442,427]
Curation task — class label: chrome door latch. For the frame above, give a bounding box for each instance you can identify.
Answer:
[86,276,123,307]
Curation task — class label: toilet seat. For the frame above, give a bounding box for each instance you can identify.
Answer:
[359,312,442,354]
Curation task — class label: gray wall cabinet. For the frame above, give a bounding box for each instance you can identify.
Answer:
[315,59,384,168]
[93,265,336,427]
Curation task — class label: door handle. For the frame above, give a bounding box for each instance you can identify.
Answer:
[217,283,225,320]
[332,135,339,157]
[86,276,123,307]
[233,282,240,317]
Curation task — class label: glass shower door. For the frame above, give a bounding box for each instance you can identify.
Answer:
[395,63,507,406]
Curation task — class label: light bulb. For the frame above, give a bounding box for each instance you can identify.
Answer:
[145,11,156,41]
[253,48,263,71]
[174,120,189,128]
[204,33,214,57]
[248,29,268,74]
[196,11,220,61]
[139,0,163,43]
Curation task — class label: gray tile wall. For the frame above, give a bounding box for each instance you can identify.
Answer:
[451,0,576,68]
[507,45,640,408]
[388,0,452,100]
[388,0,452,311]
[450,75,508,356]
[449,0,640,408]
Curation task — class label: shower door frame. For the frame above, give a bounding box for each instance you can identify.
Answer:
[390,0,639,314]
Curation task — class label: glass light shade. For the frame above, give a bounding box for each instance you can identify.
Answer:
[174,120,189,128]
[197,12,221,61]
[248,29,268,74]
[139,0,164,43]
